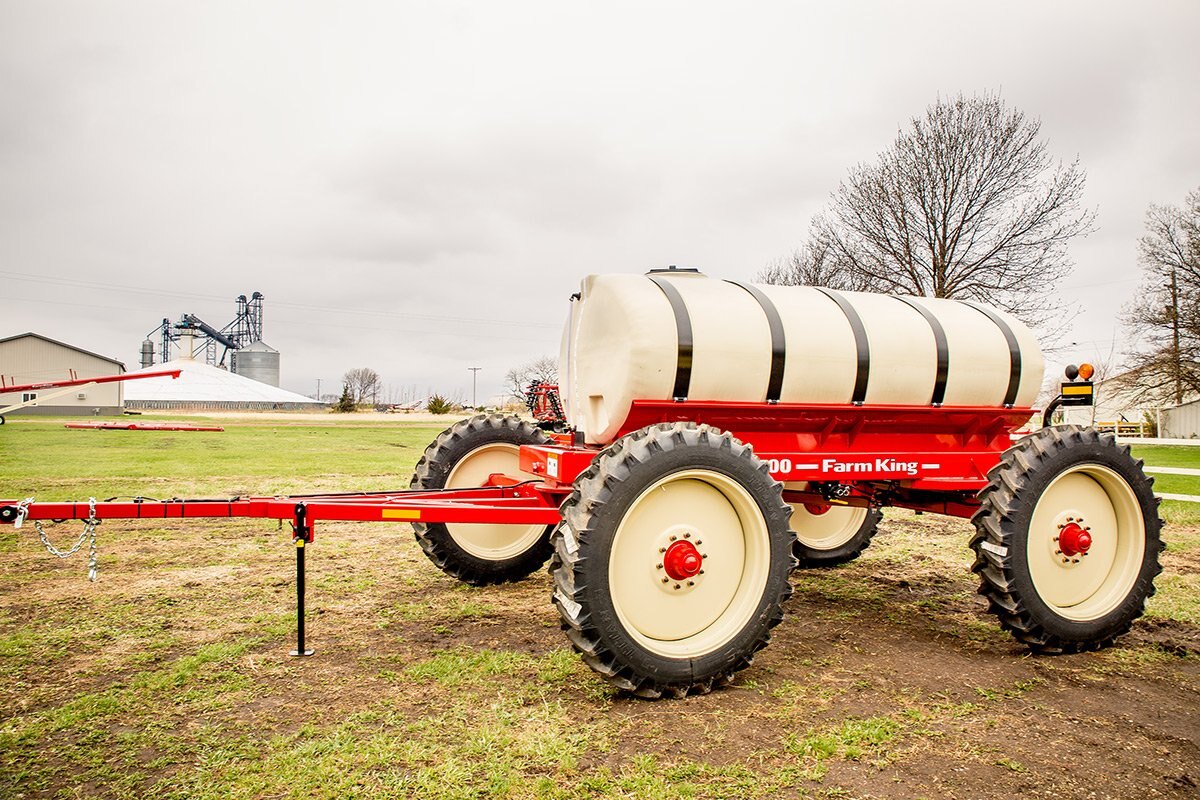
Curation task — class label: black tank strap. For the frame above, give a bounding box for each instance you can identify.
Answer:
[815,288,870,404]
[726,281,786,402]
[960,301,1022,407]
[893,296,950,406]
[647,275,694,401]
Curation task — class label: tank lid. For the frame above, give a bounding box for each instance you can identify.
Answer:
[646,265,702,275]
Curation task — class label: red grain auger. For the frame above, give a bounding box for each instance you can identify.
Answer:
[1,269,1161,699]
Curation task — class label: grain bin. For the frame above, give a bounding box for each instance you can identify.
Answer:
[231,340,281,387]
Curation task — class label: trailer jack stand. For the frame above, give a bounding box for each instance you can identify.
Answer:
[290,504,314,657]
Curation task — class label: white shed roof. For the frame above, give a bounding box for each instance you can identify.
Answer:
[123,359,318,404]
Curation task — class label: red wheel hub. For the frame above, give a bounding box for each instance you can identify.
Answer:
[1058,522,1092,557]
[663,540,703,581]
[804,502,831,516]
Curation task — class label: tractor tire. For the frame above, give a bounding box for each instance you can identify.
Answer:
[550,422,796,699]
[787,487,882,567]
[971,425,1163,654]
[410,414,554,585]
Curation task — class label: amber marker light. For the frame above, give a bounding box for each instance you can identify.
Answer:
[1077,363,1095,380]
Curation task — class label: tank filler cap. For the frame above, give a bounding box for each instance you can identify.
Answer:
[646,265,702,275]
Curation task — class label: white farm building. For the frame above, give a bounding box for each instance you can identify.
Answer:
[0,333,126,416]
[123,358,323,411]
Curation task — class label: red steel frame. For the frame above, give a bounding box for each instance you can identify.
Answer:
[1,400,1034,535]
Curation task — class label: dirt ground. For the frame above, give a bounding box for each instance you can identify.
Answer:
[2,507,1197,799]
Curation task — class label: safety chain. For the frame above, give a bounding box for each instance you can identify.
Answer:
[14,497,102,582]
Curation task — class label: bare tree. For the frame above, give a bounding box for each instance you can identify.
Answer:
[342,367,382,405]
[504,355,558,400]
[756,240,874,292]
[1123,187,1200,406]
[767,92,1094,331]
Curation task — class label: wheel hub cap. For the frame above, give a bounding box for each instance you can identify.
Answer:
[663,540,703,581]
[1058,521,1092,557]
[803,502,831,516]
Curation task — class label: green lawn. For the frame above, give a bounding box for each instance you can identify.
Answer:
[1130,444,1200,525]
[0,415,452,500]
[1129,444,1200,470]
[1150,472,1200,496]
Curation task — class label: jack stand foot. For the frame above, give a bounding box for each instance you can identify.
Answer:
[289,505,315,658]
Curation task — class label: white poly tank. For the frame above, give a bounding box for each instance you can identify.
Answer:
[559,269,1044,445]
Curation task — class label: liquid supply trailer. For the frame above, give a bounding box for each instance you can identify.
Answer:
[1,269,1160,699]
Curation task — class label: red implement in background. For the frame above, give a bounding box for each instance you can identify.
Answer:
[0,368,182,395]
[0,368,182,424]
[64,422,225,432]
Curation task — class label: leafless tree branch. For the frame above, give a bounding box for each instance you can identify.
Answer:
[764,92,1093,337]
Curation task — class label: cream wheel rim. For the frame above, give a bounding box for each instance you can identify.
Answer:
[444,443,545,560]
[1026,464,1145,621]
[790,503,868,550]
[608,469,773,658]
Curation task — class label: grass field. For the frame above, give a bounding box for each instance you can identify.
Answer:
[1130,443,1200,526]
[1,416,1198,799]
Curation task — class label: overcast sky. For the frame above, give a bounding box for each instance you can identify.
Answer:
[2,1,1198,402]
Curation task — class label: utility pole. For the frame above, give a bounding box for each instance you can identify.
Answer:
[468,367,482,408]
[316,378,322,402]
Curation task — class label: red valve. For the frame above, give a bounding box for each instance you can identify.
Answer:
[1058,522,1092,557]
[663,540,703,581]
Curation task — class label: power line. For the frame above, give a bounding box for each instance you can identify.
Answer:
[1059,275,1140,290]
[0,269,561,330]
[4,294,554,344]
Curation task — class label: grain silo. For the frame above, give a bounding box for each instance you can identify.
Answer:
[230,340,280,387]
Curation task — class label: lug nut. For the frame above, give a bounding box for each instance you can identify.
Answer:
[1062,558,1070,564]
[687,581,695,586]
[674,583,681,590]
[702,553,708,559]
[656,563,663,570]
[699,570,705,575]
[1055,549,1062,555]
[669,535,677,541]
[1072,558,1080,564]
[695,540,702,545]
[659,547,667,553]
[661,577,669,584]
[683,532,691,539]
